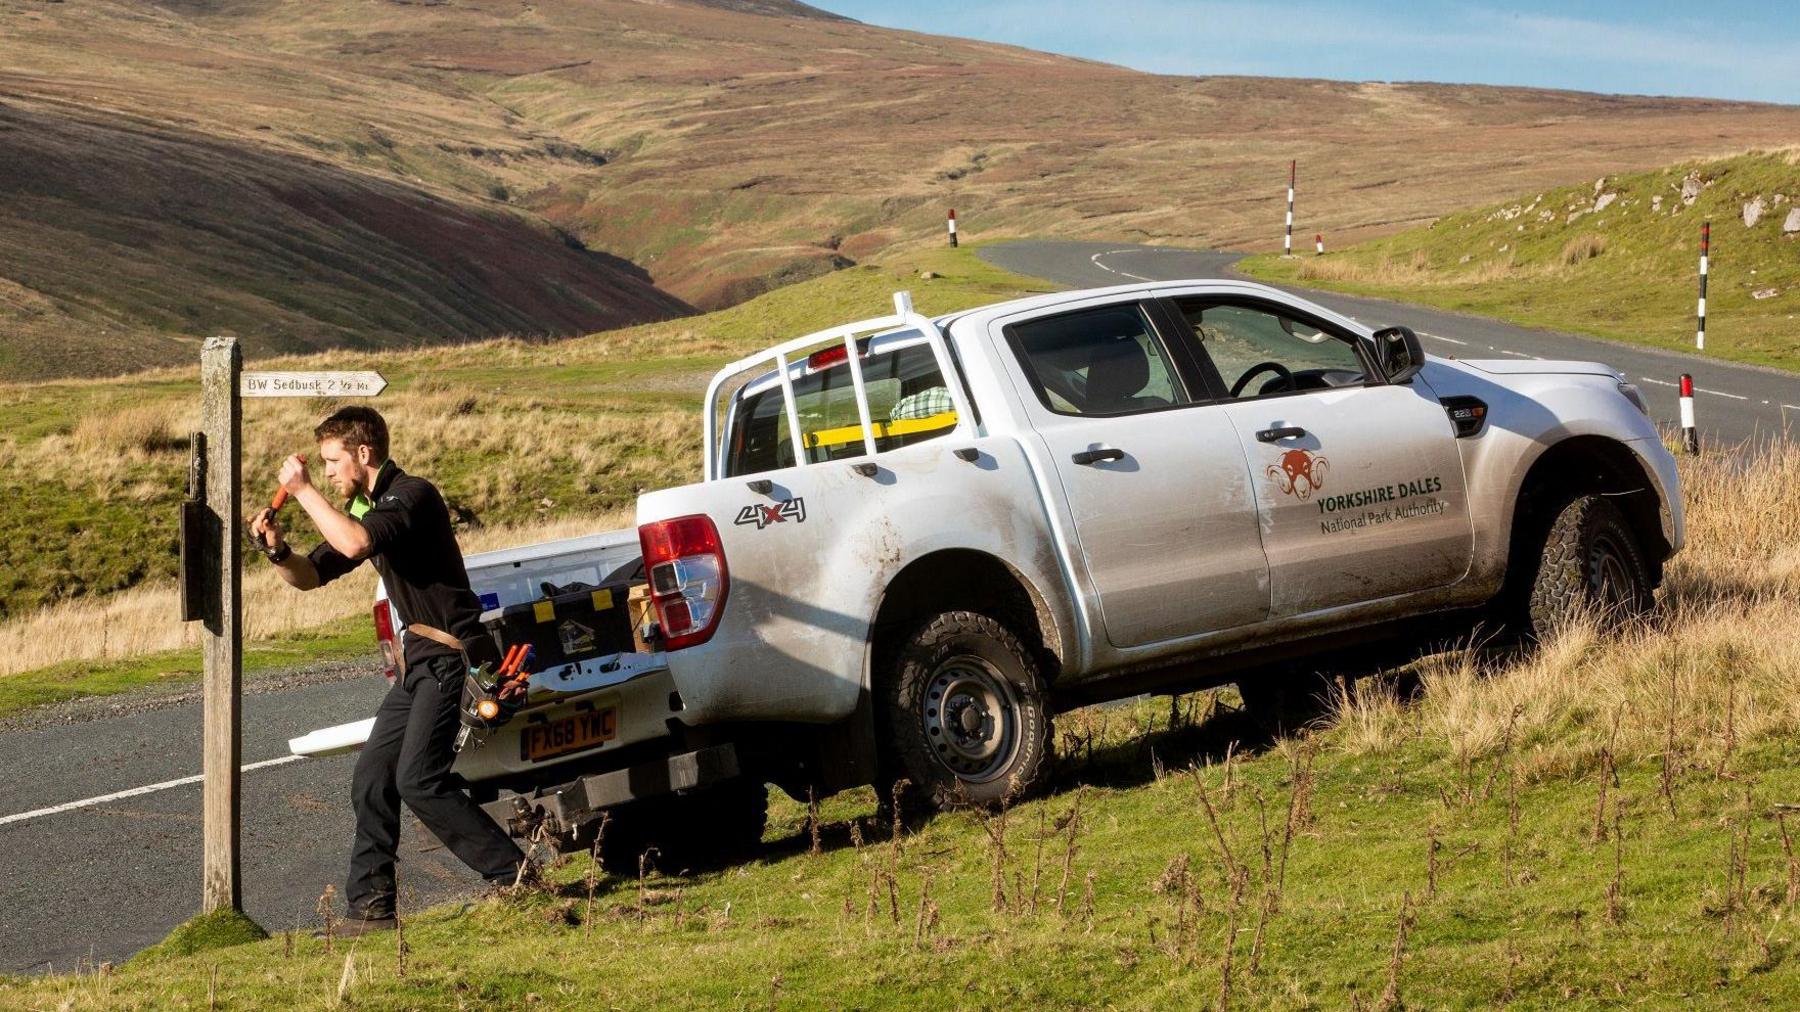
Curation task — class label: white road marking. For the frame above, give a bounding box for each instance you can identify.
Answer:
[0,754,307,827]
[1418,331,1468,346]
[1088,251,1151,282]
[1634,378,1753,403]
[1499,349,1532,358]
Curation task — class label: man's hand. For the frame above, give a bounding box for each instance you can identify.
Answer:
[248,507,286,553]
[278,453,313,496]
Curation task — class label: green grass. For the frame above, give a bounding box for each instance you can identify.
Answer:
[129,910,269,965]
[0,625,375,716]
[8,692,1797,1009]
[1240,151,1800,373]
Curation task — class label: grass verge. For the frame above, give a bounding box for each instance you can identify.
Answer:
[1240,151,1800,373]
[129,911,269,966]
[0,626,375,716]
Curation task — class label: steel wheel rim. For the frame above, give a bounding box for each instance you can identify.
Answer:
[922,656,1020,784]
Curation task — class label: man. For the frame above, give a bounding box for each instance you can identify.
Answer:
[248,406,525,936]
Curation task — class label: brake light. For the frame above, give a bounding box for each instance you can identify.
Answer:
[806,344,849,373]
[371,601,398,682]
[638,514,729,651]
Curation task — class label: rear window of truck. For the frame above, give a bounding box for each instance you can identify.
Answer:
[723,342,958,477]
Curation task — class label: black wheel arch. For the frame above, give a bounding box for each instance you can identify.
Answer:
[869,548,1065,687]
[1505,435,1672,592]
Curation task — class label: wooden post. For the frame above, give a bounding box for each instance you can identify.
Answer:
[200,336,243,913]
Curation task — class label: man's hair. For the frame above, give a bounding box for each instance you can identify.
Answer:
[314,406,389,463]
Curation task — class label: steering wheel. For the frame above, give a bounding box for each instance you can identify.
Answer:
[1229,361,1295,397]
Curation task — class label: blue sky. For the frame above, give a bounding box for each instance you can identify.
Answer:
[815,1,1800,104]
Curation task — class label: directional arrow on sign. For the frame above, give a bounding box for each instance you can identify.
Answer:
[239,371,387,398]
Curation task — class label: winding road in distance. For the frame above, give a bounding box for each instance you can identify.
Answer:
[981,240,1797,446]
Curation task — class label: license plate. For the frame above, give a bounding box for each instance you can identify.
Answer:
[521,708,617,762]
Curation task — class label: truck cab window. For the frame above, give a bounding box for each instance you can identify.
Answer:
[1007,303,1189,416]
[1176,300,1366,400]
[723,340,959,477]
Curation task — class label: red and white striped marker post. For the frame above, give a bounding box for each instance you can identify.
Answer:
[1284,160,1295,257]
[1696,221,1709,350]
[1315,233,1324,256]
[1679,373,1698,454]
[947,208,958,248]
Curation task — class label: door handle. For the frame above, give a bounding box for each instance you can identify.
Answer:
[1255,426,1306,442]
[1071,447,1126,465]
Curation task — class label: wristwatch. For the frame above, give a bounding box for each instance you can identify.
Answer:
[266,542,292,564]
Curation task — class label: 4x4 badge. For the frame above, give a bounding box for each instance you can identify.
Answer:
[734,497,807,529]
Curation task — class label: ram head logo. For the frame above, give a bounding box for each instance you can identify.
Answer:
[1266,448,1328,501]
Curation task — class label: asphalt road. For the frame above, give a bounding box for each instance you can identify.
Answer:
[0,667,478,974]
[980,240,1798,446]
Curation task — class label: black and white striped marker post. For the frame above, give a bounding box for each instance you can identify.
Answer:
[947,208,958,248]
[1315,233,1324,256]
[1679,373,1698,453]
[1695,221,1708,351]
[1284,160,1295,257]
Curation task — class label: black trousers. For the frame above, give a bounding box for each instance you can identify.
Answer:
[345,653,524,917]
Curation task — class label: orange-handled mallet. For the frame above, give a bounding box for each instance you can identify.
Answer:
[269,454,308,511]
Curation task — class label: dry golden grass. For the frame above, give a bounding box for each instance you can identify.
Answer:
[0,513,628,678]
[1560,233,1608,265]
[1299,248,1549,287]
[1329,438,1800,778]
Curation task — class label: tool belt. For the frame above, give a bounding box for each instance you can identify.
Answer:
[403,623,522,751]
[400,622,500,674]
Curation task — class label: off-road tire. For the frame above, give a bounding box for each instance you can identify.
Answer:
[1524,494,1653,639]
[576,777,768,874]
[880,611,1052,810]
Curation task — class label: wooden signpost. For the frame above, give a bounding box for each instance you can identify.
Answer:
[186,340,385,913]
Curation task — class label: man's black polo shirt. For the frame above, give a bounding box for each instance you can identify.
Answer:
[309,460,485,667]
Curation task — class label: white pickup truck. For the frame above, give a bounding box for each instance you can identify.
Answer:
[295,278,1682,865]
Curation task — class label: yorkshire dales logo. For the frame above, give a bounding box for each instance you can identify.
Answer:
[734,497,807,529]
[1266,448,1329,502]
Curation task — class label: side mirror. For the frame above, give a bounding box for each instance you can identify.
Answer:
[1370,325,1425,384]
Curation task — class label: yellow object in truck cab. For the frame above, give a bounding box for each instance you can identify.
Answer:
[801,410,958,451]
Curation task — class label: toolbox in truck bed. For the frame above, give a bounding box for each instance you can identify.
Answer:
[481,582,637,670]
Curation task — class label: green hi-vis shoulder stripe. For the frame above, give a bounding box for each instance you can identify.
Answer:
[348,494,373,519]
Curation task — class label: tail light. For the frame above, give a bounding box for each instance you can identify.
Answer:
[638,514,729,651]
[371,601,398,682]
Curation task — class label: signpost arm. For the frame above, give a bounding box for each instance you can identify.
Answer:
[200,337,243,913]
